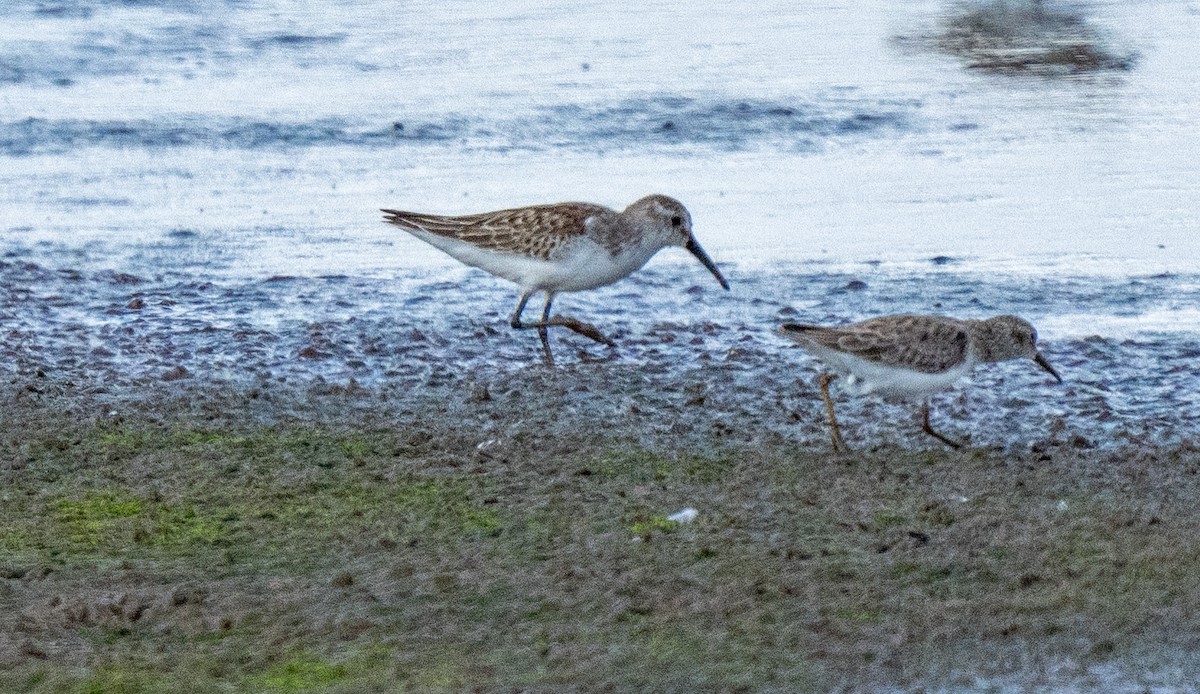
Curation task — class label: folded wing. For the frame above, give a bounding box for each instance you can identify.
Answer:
[382,203,609,261]
[783,316,969,374]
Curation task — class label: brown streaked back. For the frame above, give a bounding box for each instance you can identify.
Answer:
[381,202,611,261]
[780,315,971,374]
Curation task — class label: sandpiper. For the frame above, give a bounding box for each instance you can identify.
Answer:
[383,195,729,365]
[779,314,1062,450]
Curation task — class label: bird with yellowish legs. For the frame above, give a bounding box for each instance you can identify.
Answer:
[779,314,1063,450]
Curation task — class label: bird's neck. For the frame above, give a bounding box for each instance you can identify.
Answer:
[964,320,1005,363]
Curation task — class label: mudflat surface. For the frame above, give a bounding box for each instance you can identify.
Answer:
[2,294,1200,690]
[3,256,1198,451]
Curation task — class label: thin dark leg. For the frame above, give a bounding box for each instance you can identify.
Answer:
[539,294,553,366]
[818,373,848,452]
[509,290,534,327]
[920,402,963,449]
[509,290,614,365]
[509,290,553,366]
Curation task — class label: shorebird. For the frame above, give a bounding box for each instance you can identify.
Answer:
[383,195,729,365]
[779,314,1062,450]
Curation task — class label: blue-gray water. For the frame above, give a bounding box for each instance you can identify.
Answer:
[2,0,1199,449]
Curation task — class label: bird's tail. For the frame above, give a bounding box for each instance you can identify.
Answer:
[778,323,828,345]
[381,209,419,230]
[779,322,820,335]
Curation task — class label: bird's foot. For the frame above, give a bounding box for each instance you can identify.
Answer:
[556,317,616,346]
[920,404,963,449]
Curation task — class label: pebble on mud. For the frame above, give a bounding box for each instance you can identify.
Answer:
[101,271,144,285]
[161,365,190,381]
[467,383,492,403]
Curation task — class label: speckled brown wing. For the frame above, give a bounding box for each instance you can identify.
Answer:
[381,203,611,260]
[786,315,969,374]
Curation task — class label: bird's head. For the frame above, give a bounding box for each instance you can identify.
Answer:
[974,315,1062,383]
[627,194,729,290]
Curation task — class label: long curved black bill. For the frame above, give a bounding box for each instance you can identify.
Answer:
[1034,352,1063,383]
[685,236,730,290]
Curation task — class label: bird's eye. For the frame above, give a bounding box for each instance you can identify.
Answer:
[671,215,682,227]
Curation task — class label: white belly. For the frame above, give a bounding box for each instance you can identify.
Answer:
[408,230,656,293]
[808,346,973,399]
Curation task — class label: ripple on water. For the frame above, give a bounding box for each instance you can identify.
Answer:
[0,93,916,156]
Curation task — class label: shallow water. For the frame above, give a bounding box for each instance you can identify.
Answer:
[2,0,1199,448]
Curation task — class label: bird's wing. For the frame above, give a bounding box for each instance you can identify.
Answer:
[782,316,969,374]
[381,203,610,260]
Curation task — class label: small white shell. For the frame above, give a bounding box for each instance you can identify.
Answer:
[667,507,699,523]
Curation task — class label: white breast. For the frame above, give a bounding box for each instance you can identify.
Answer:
[406,230,658,293]
[805,345,973,399]
[548,240,659,292]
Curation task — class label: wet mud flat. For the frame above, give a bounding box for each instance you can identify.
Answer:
[3,261,1200,690]
[1,253,1198,450]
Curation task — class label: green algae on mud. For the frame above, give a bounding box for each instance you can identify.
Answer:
[7,441,501,573]
[3,401,1200,691]
[53,491,225,550]
[254,654,348,692]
